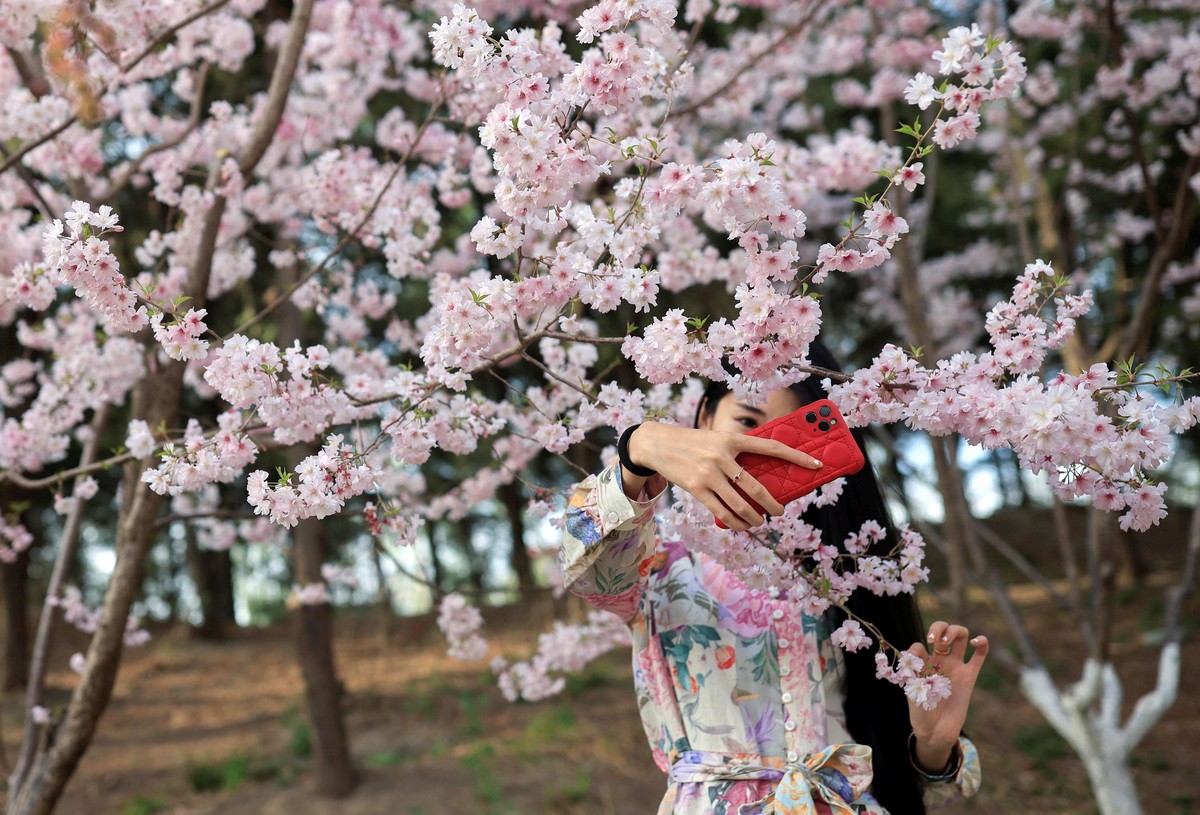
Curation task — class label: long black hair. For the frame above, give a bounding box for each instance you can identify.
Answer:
[694,341,927,815]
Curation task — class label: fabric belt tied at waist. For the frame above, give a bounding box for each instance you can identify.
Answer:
[669,743,874,815]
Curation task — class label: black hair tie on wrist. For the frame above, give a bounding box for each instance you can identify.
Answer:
[907,732,962,782]
[618,424,657,478]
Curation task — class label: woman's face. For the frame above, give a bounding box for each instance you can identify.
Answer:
[697,388,805,435]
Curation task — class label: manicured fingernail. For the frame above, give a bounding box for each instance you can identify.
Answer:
[927,633,935,642]
[813,459,823,467]
[970,637,981,644]
[941,635,949,642]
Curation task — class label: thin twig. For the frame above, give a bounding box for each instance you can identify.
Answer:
[0,143,54,218]
[119,0,233,75]
[0,450,137,490]
[973,520,1070,609]
[672,4,821,118]
[0,118,75,177]
[225,96,442,339]
[371,537,437,590]
[99,61,211,200]
[539,331,625,345]
[153,509,257,529]
[520,351,596,400]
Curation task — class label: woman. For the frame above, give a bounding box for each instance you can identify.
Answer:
[561,345,988,814]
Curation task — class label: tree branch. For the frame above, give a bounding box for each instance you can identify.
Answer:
[234,0,308,175]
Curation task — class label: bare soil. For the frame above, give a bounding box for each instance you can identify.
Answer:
[2,510,1199,815]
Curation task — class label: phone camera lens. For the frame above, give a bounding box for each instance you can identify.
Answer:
[818,405,832,418]
[818,421,830,431]
[805,412,817,423]
[830,418,838,426]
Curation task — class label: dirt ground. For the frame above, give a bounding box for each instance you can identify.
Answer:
[2,512,1199,815]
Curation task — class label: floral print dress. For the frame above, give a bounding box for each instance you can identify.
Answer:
[561,461,981,815]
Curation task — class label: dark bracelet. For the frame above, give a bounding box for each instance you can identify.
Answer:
[907,732,961,782]
[617,424,657,478]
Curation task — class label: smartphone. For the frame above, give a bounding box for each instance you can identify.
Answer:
[714,398,866,528]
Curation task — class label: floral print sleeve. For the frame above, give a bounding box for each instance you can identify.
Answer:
[560,459,668,622]
[921,735,981,808]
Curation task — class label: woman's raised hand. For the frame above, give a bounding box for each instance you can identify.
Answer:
[906,620,990,773]
[625,422,822,531]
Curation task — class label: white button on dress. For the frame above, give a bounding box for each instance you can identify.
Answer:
[771,609,784,620]
[781,692,793,703]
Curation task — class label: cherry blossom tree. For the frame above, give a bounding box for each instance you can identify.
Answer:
[0,2,1197,815]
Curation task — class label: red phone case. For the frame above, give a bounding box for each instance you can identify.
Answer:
[714,398,866,528]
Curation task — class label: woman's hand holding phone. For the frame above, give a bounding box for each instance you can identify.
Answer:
[623,422,824,531]
[713,400,865,529]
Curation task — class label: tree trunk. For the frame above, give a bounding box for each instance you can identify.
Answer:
[290,503,358,796]
[186,526,236,641]
[4,3,314,809]
[6,373,179,815]
[456,516,484,592]
[275,210,356,796]
[500,481,533,593]
[1,542,31,691]
[1081,749,1143,815]
[427,521,445,590]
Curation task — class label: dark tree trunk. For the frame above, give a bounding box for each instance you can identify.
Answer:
[500,482,533,593]
[455,517,484,592]
[290,505,358,796]
[427,522,445,589]
[186,527,237,641]
[2,542,31,691]
[276,211,356,796]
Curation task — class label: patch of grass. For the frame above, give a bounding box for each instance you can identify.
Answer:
[363,749,411,768]
[185,752,289,793]
[1130,749,1171,772]
[545,767,592,807]
[1013,723,1070,774]
[461,743,503,806]
[116,795,167,815]
[563,661,615,696]
[402,687,439,721]
[290,720,312,759]
[457,688,487,739]
[185,756,227,793]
